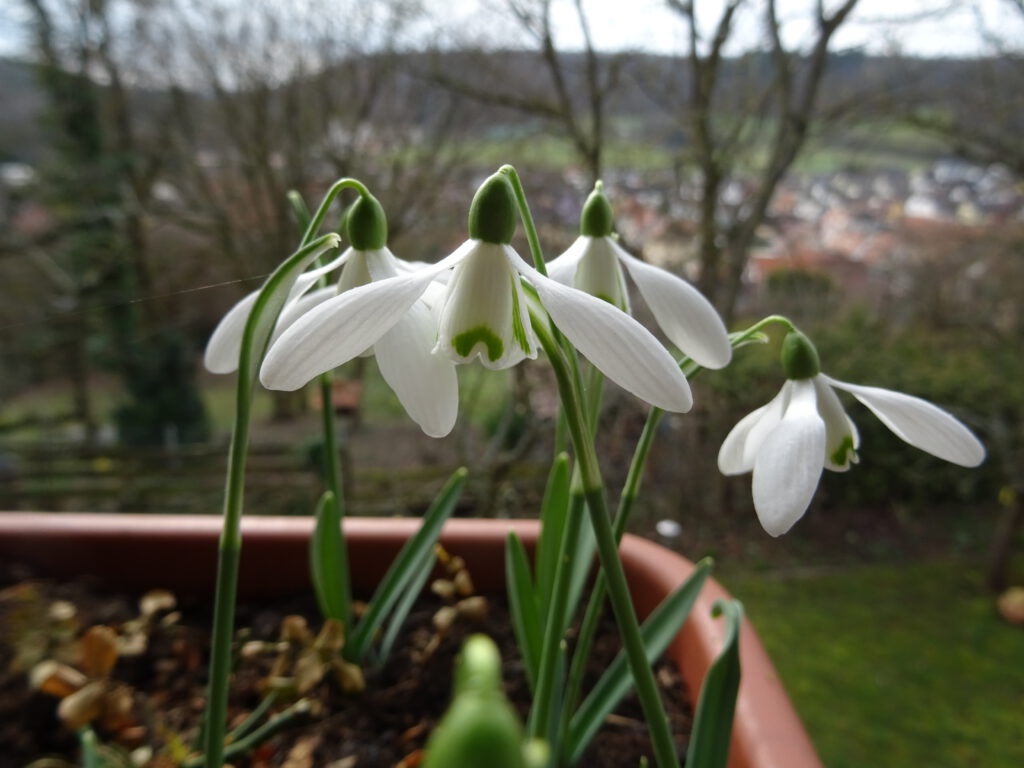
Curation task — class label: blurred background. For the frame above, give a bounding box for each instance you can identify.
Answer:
[0,1,1022,764]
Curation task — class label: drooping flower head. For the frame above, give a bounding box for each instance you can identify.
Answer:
[547,182,732,370]
[718,328,986,536]
[259,170,695,432]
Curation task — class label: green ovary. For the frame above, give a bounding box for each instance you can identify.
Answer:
[453,326,504,362]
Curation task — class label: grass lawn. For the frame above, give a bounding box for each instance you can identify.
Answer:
[723,560,1024,768]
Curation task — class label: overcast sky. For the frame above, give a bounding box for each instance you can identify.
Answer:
[2,0,1021,58]
[455,0,1024,57]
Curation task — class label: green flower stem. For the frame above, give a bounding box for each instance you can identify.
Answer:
[203,181,358,768]
[300,178,369,248]
[500,165,547,277]
[288,188,352,627]
[528,490,585,743]
[558,314,796,756]
[530,310,679,768]
[294,185,360,629]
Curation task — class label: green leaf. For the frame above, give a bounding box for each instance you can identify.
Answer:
[685,599,743,768]
[535,453,571,608]
[346,468,469,663]
[310,491,346,623]
[506,532,543,692]
[565,493,596,633]
[376,543,436,664]
[566,559,712,763]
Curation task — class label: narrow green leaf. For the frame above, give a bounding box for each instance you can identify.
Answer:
[567,560,713,763]
[310,491,346,622]
[506,532,543,692]
[346,468,469,663]
[685,599,743,768]
[376,540,437,664]
[565,493,596,632]
[535,453,571,607]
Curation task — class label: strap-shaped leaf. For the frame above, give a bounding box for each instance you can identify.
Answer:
[376,539,438,664]
[565,493,596,633]
[535,453,571,609]
[506,531,543,692]
[686,599,743,768]
[566,559,712,763]
[346,468,468,663]
[310,491,346,623]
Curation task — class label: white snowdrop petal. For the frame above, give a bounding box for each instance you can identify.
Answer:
[739,382,792,471]
[269,287,336,348]
[435,243,537,370]
[823,376,985,467]
[813,376,860,472]
[375,300,459,438]
[613,240,731,369]
[572,237,630,312]
[545,236,588,285]
[515,255,693,413]
[718,393,780,475]
[204,291,259,374]
[260,270,438,391]
[752,379,826,537]
[287,249,352,302]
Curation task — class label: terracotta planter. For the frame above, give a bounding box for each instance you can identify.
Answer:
[0,513,821,768]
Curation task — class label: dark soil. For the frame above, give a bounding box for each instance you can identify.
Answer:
[0,561,692,768]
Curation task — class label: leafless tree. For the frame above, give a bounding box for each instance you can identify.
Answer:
[650,0,863,321]
[430,0,623,185]
[901,0,1024,177]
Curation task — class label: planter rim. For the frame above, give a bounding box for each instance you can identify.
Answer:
[0,512,821,768]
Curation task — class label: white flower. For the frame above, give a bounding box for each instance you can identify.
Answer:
[203,248,348,375]
[260,236,694,419]
[260,174,693,420]
[547,235,731,369]
[718,371,986,537]
[547,183,731,370]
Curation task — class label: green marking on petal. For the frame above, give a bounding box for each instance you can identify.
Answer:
[453,326,504,362]
[509,275,531,354]
[831,434,857,467]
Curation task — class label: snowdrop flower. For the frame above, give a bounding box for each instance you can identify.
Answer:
[203,239,346,374]
[546,183,731,369]
[718,329,985,537]
[260,172,693,426]
[284,194,460,437]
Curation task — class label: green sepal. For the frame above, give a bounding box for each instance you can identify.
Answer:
[469,172,517,244]
[580,181,614,237]
[346,193,388,250]
[780,329,821,380]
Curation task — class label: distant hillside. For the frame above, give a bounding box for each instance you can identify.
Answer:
[0,51,1008,167]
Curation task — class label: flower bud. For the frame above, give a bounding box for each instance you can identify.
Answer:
[780,329,821,380]
[346,193,388,250]
[580,181,614,237]
[468,173,517,244]
[423,635,526,768]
